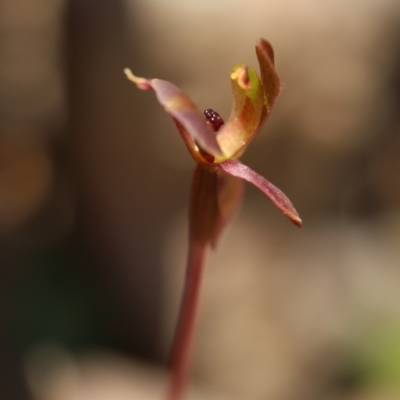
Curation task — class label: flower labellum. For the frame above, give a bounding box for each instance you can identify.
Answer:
[125,38,302,400]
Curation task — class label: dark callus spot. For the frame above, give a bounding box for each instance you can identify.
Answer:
[204,109,225,132]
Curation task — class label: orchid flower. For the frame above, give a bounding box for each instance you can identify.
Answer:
[125,38,301,400]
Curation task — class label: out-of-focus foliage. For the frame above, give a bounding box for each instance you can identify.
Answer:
[355,322,400,388]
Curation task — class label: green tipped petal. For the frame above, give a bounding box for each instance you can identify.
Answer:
[216,64,264,160]
[216,39,281,161]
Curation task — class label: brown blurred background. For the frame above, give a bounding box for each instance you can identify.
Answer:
[1,0,400,399]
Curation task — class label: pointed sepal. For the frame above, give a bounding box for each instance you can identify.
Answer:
[217,159,302,227]
[124,69,222,160]
[255,39,281,125]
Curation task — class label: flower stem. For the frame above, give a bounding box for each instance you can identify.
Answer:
[167,241,206,400]
[167,166,218,400]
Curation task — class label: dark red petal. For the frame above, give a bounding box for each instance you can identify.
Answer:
[211,168,244,248]
[255,39,282,127]
[189,165,220,245]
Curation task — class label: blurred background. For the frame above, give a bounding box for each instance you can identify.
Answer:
[1,0,400,399]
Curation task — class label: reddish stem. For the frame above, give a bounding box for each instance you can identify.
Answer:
[167,165,219,400]
[167,242,206,400]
